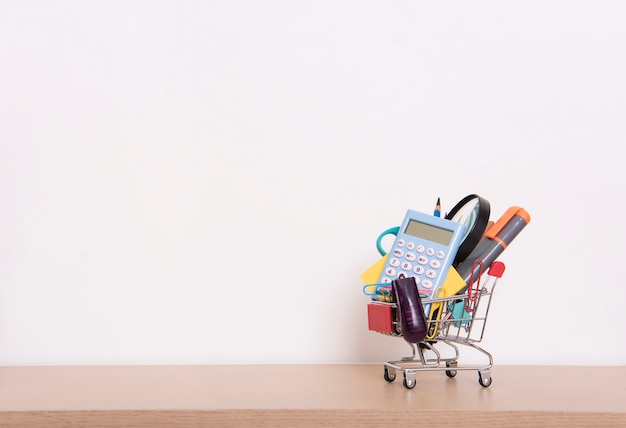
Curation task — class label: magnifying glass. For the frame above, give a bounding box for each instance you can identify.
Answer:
[445,194,491,266]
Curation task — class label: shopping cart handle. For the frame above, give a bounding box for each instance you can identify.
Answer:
[488,261,505,278]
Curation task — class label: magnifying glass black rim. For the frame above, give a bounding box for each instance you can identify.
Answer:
[445,194,491,266]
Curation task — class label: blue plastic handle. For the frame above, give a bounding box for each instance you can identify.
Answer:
[375,226,399,256]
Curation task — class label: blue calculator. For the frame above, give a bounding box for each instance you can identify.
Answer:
[378,210,466,297]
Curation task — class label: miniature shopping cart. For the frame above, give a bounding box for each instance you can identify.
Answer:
[366,261,505,389]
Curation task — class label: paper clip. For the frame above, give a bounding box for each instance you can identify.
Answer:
[363,283,384,296]
[465,259,483,313]
[362,283,394,302]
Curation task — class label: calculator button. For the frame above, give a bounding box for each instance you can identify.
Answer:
[405,252,416,262]
[381,277,392,284]
[393,249,404,257]
[422,279,433,289]
[426,247,435,256]
[416,245,425,253]
[436,250,445,259]
[406,242,415,250]
[417,256,428,265]
[396,239,406,247]
[414,276,421,285]
[401,261,413,271]
[426,270,437,279]
[389,258,400,267]
[413,266,425,275]
[384,267,397,277]
[430,260,441,269]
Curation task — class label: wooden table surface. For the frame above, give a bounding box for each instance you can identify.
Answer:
[1,364,624,427]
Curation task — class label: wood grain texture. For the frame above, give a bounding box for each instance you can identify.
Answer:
[0,365,624,427]
[1,410,625,428]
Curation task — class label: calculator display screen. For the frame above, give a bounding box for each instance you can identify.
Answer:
[404,219,454,246]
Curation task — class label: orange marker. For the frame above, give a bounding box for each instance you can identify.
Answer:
[455,206,531,289]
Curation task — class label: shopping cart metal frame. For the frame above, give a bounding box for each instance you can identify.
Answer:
[370,262,505,389]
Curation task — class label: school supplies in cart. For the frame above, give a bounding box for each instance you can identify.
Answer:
[362,196,530,389]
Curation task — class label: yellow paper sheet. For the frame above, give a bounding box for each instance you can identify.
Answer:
[360,254,388,285]
[437,266,466,297]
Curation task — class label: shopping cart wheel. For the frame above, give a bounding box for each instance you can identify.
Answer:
[478,371,492,387]
[445,362,457,378]
[383,366,396,382]
[402,372,416,389]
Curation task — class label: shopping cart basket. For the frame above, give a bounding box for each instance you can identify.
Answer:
[366,261,505,389]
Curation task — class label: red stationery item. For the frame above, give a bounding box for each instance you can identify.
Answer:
[367,303,393,334]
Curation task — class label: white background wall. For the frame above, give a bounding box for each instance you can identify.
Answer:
[1,1,625,366]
